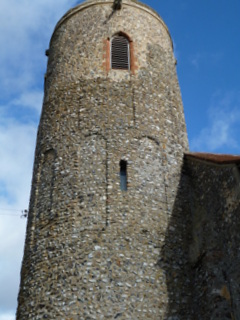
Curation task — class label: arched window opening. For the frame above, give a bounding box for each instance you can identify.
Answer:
[111,35,130,70]
[120,160,127,191]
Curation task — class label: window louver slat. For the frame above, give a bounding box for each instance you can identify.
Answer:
[111,36,129,70]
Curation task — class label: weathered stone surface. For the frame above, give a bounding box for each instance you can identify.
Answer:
[17,0,190,319]
[161,154,240,319]
[17,1,240,319]
[184,155,240,319]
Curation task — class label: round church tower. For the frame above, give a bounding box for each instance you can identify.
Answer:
[17,0,188,318]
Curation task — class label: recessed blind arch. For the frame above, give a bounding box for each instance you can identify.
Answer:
[111,35,130,70]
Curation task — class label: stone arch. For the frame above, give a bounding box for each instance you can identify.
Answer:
[78,134,107,230]
[135,137,162,192]
[131,137,167,233]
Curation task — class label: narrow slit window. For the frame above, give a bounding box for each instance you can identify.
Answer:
[111,36,130,70]
[120,160,127,191]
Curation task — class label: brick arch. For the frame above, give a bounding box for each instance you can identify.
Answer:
[111,31,133,43]
[104,32,137,74]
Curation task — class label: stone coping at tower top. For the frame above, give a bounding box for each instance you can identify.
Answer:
[50,0,173,49]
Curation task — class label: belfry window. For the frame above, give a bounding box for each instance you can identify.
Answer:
[120,160,127,191]
[111,35,130,70]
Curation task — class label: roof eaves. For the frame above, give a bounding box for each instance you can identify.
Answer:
[184,152,240,165]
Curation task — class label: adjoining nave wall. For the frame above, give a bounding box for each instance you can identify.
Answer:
[17,1,189,319]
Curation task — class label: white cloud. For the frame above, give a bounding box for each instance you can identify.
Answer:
[0,0,81,317]
[191,91,240,153]
[189,52,224,69]
[0,313,15,320]
[0,216,27,316]
[0,119,37,202]
[12,91,43,113]
[0,119,36,314]
[0,0,78,97]
[190,53,202,69]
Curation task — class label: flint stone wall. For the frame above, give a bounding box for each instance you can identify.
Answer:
[186,158,240,319]
[162,156,240,319]
[17,1,188,319]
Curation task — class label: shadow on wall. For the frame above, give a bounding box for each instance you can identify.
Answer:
[159,162,193,319]
[161,158,240,320]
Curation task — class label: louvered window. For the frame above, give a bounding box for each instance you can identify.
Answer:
[111,36,130,70]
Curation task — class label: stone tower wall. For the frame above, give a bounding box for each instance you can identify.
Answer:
[17,1,189,319]
[186,159,240,319]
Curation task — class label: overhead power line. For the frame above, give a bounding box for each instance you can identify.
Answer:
[0,213,21,216]
[0,208,23,211]
[0,209,28,218]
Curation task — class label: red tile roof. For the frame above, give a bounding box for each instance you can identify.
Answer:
[185,152,240,164]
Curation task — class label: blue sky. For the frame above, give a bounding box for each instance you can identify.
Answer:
[155,0,240,153]
[0,0,239,319]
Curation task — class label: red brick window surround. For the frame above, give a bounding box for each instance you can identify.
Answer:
[104,32,137,74]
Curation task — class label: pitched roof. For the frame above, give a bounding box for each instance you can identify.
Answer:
[185,152,240,164]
